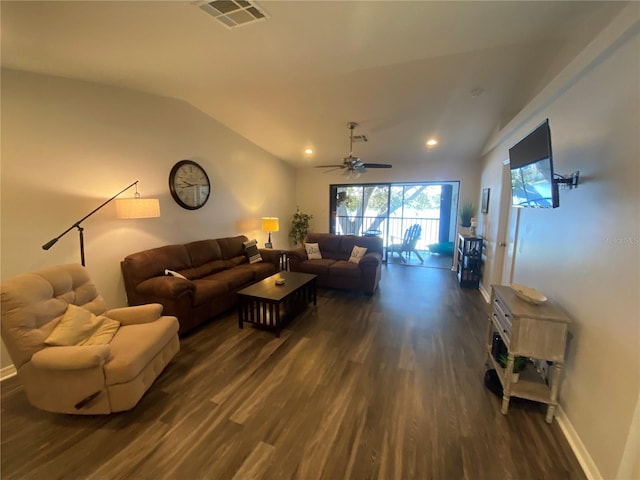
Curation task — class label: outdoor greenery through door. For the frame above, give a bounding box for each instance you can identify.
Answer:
[329,182,459,266]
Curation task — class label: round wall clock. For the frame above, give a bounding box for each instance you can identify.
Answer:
[169,160,211,210]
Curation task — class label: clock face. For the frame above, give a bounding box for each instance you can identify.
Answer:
[169,160,211,210]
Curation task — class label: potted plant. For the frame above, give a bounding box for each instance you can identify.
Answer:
[289,207,313,246]
[458,200,476,229]
[498,353,527,383]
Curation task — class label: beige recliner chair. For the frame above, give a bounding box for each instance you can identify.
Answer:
[1,263,180,414]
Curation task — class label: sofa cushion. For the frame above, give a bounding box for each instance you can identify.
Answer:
[185,239,223,265]
[296,259,336,275]
[305,233,341,257]
[225,256,248,268]
[340,235,384,256]
[329,260,362,278]
[181,260,227,280]
[191,278,230,306]
[211,268,255,290]
[105,316,178,385]
[235,262,277,280]
[122,244,192,289]
[217,236,249,260]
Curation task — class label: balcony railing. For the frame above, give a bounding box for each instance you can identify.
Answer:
[334,216,441,250]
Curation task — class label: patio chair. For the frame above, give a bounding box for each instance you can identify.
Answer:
[388,224,424,263]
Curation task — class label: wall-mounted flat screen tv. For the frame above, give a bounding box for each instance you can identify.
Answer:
[509,119,559,208]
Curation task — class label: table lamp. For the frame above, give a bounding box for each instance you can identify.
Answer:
[261,217,279,248]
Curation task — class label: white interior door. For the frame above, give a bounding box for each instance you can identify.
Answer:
[500,161,520,284]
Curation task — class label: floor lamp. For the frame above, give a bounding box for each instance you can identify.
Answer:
[42,180,160,266]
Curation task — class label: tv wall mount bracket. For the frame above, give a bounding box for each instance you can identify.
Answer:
[553,171,580,190]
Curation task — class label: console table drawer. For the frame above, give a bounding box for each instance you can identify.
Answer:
[492,298,512,344]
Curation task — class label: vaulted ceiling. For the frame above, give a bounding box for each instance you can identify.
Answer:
[0,1,626,170]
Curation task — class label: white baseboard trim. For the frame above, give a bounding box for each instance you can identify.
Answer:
[1,364,17,381]
[479,284,491,303]
[556,406,602,480]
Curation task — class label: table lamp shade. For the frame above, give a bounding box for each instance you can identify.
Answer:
[261,217,279,232]
[115,198,161,219]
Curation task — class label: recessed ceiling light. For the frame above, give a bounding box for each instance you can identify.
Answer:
[304,148,314,155]
[426,139,438,147]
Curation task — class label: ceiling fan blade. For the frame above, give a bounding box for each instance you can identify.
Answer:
[322,167,344,173]
[362,163,392,168]
[315,164,346,168]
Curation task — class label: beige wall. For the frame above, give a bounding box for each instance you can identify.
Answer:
[1,69,295,369]
[479,8,639,479]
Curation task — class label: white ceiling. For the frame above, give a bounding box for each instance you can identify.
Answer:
[0,1,627,170]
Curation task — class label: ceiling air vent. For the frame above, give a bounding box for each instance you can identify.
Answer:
[198,0,268,29]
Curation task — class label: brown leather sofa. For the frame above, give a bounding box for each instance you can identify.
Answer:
[287,233,383,294]
[121,236,283,335]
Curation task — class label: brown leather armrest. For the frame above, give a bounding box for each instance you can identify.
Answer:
[359,252,382,267]
[259,248,286,265]
[136,276,195,298]
[287,248,307,262]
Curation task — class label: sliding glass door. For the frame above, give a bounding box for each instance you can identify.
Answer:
[329,182,459,265]
[330,184,390,237]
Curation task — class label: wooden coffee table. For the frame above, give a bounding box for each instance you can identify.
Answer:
[237,271,317,336]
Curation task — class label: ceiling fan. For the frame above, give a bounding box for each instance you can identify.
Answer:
[315,122,392,176]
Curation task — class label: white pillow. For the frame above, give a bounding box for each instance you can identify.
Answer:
[165,269,188,280]
[304,242,322,260]
[44,304,120,346]
[349,245,368,264]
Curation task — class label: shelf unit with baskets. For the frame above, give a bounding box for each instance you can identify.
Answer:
[456,233,484,288]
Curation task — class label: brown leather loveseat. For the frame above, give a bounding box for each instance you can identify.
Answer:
[121,236,282,335]
[287,233,383,294]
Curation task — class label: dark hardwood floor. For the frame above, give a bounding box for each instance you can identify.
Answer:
[1,264,585,480]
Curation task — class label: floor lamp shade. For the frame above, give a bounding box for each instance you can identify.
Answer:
[115,198,161,219]
[42,180,159,267]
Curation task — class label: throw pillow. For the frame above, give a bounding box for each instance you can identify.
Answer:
[305,242,322,260]
[44,304,120,346]
[243,239,263,264]
[81,316,120,346]
[165,269,188,280]
[349,245,368,264]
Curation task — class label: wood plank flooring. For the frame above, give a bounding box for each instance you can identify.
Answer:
[1,264,586,480]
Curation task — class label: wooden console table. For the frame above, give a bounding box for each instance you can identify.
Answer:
[485,285,571,423]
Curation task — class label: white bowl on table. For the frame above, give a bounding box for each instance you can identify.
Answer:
[510,283,547,304]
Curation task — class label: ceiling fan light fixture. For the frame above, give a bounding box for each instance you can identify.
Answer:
[314,121,392,174]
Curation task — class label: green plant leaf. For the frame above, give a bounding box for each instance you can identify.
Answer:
[458,200,476,227]
[289,207,313,245]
